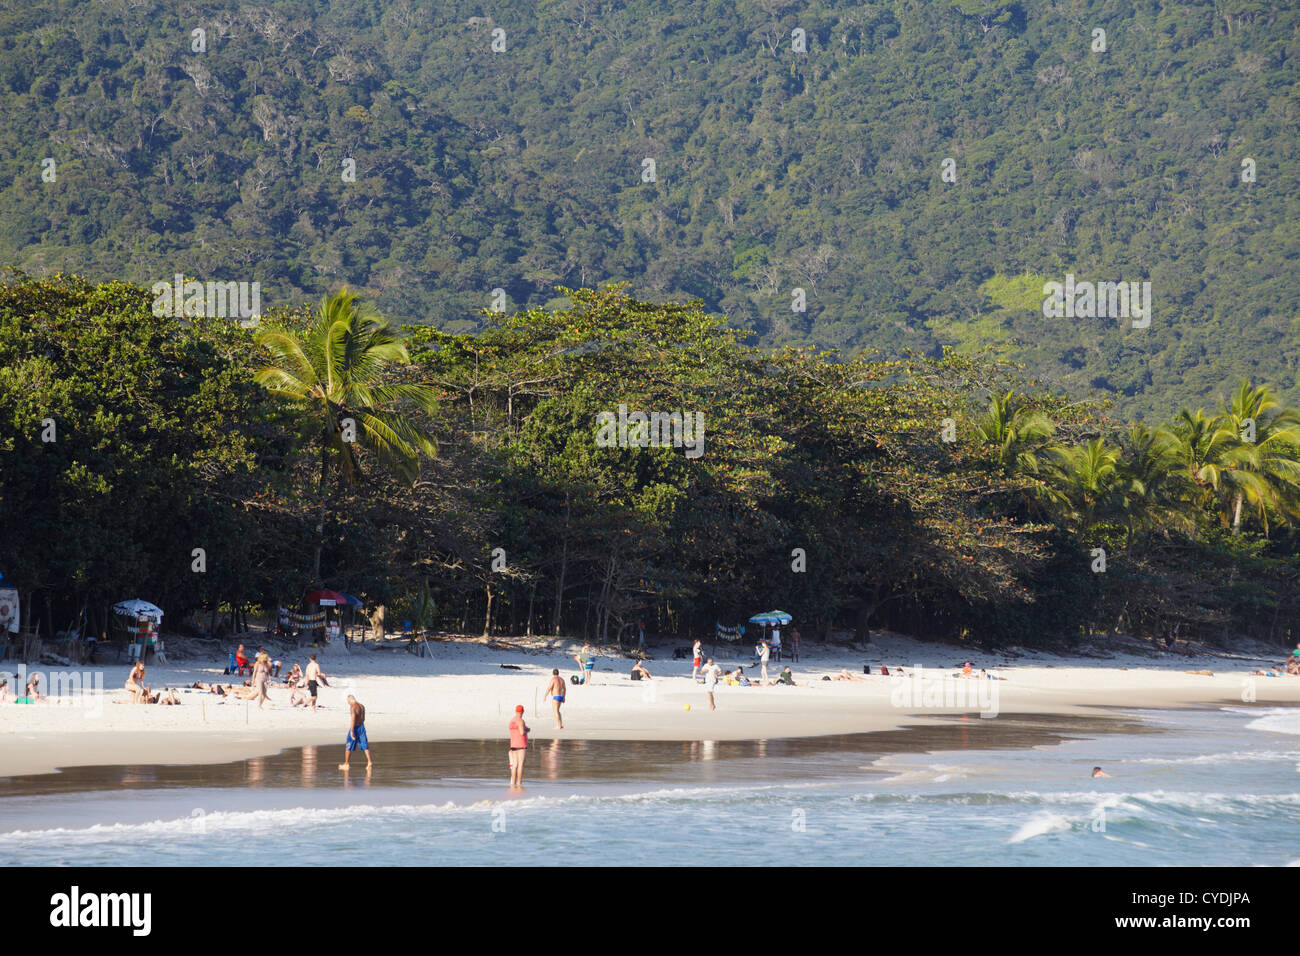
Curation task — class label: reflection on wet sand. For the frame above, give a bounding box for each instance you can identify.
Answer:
[0,713,1151,802]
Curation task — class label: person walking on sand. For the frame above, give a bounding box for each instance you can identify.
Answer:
[702,657,721,711]
[544,668,566,729]
[508,704,529,788]
[574,642,595,685]
[251,652,271,709]
[304,653,329,711]
[691,639,703,681]
[758,639,770,683]
[339,695,371,771]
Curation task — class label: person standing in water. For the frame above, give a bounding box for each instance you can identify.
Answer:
[339,695,372,771]
[508,704,530,788]
[544,669,566,729]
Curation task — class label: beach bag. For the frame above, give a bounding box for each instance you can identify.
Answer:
[570,674,581,684]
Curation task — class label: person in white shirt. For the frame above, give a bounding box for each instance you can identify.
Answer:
[758,640,770,683]
[770,627,782,661]
[691,639,703,680]
[702,658,722,711]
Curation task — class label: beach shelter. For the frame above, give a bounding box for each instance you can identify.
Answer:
[303,589,347,607]
[113,599,165,663]
[748,610,792,626]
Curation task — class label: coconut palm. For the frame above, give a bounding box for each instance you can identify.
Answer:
[975,390,1056,476]
[1120,422,1190,533]
[1043,437,1134,534]
[255,289,438,581]
[1216,381,1300,532]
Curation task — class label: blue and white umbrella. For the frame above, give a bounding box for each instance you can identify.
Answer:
[748,610,792,625]
[113,598,164,621]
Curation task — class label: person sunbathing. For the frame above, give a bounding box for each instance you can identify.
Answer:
[833,669,866,682]
[158,688,180,706]
[727,666,751,686]
[25,673,42,701]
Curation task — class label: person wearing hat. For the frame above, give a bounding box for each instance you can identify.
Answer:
[508,704,530,787]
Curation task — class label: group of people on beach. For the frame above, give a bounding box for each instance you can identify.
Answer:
[121,650,330,710]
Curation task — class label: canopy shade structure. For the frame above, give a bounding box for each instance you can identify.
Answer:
[303,589,347,607]
[113,599,163,621]
[748,610,792,625]
[339,593,364,609]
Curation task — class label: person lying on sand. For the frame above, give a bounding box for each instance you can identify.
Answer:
[833,669,866,682]
[158,688,180,706]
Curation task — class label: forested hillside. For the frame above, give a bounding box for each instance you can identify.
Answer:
[0,0,1296,417]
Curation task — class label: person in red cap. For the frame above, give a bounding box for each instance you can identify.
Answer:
[508,704,530,788]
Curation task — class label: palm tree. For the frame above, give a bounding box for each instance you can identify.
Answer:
[255,289,438,581]
[975,390,1056,476]
[1217,381,1300,533]
[1120,422,1189,533]
[1043,437,1134,534]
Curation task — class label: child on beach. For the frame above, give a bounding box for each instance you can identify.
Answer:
[692,639,703,681]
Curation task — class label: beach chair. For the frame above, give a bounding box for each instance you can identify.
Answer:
[226,652,252,676]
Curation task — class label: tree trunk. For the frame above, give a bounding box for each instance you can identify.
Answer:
[1232,491,1244,534]
[551,494,570,635]
[482,585,493,638]
[526,582,536,637]
[314,438,330,583]
[854,600,874,644]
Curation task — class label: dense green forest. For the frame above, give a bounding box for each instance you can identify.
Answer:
[0,0,1296,419]
[4,275,1300,650]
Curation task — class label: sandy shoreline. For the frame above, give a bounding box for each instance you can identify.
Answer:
[3,632,1298,777]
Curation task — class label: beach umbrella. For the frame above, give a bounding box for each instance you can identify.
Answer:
[748,610,792,625]
[340,593,364,609]
[303,589,347,607]
[113,598,164,621]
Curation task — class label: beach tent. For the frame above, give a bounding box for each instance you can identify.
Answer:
[113,599,164,621]
[748,610,792,626]
[303,589,347,607]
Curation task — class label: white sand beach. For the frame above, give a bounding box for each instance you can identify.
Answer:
[3,631,1298,777]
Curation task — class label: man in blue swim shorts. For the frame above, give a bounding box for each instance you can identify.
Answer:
[339,694,372,771]
[545,668,566,729]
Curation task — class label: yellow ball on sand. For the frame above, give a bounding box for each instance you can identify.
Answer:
[684,704,691,711]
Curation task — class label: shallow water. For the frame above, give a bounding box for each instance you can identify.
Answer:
[1,707,1296,866]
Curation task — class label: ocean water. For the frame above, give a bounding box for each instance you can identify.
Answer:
[1,706,1297,866]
